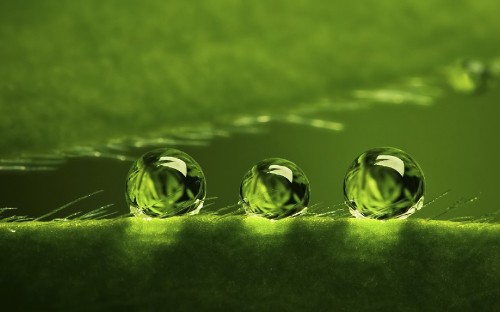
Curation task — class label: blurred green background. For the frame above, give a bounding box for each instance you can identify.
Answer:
[0,1,499,218]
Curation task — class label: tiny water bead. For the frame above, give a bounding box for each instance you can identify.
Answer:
[343,147,425,220]
[447,58,492,94]
[239,158,310,219]
[125,148,206,217]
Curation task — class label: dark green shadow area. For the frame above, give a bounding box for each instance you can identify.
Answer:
[0,217,498,311]
[0,220,129,311]
[392,221,499,311]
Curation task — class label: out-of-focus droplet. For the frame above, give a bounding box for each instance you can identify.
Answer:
[447,58,492,94]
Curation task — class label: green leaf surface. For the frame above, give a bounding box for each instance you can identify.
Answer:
[0,217,498,311]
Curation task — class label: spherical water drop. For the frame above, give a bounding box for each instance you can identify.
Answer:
[126,148,206,217]
[343,147,425,220]
[239,158,310,219]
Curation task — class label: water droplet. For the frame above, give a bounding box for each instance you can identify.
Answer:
[126,148,206,217]
[239,158,310,219]
[447,58,492,94]
[343,147,425,220]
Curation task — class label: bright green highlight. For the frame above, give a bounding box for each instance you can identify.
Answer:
[242,215,292,236]
[343,147,425,220]
[126,148,206,217]
[240,158,310,219]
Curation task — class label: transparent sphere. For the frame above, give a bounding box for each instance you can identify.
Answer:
[343,147,425,220]
[125,148,206,217]
[240,158,310,219]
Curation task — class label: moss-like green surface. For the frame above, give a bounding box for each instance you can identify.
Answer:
[0,217,498,311]
[1,1,500,156]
